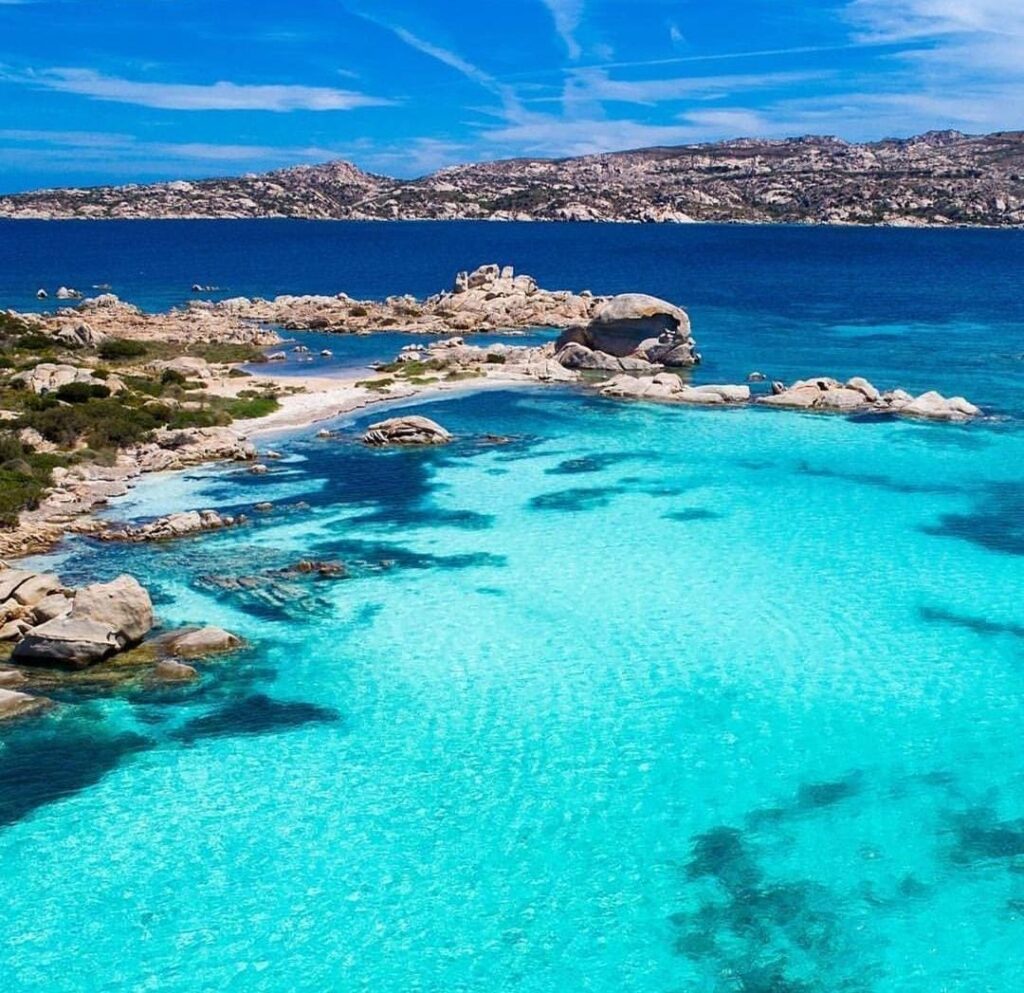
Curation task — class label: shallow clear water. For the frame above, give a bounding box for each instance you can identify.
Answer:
[1,223,1024,992]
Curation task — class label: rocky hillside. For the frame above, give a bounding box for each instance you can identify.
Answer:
[2,130,1023,226]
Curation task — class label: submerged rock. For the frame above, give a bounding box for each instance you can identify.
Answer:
[363,416,452,447]
[0,687,52,722]
[160,626,242,659]
[150,659,200,683]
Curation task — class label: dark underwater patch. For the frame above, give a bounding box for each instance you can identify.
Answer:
[529,486,621,512]
[347,506,495,531]
[796,772,863,810]
[171,693,341,743]
[948,808,1024,865]
[546,452,639,476]
[922,482,1024,556]
[920,606,1024,639]
[675,825,865,989]
[797,461,961,496]
[0,727,152,828]
[664,508,721,523]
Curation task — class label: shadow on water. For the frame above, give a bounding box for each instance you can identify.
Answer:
[922,482,1024,556]
[171,694,341,744]
[0,724,152,828]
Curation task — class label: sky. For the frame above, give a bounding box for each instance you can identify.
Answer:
[0,0,1021,191]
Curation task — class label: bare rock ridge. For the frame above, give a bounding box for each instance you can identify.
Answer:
[2,130,1022,226]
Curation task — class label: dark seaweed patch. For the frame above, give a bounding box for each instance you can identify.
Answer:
[796,772,863,810]
[529,486,621,512]
[797,461,962,496]
[920,606,1024,639]
[546,453,639,476]
[664,508,721,523]
[171,693,341,743]
[0,727,152,828]
[949,808,1024,865]
[674,827,867,990]
[347,507,495,531]
[921,482,1024,556]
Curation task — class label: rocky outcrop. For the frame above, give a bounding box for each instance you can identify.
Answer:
[14,574,153,669]
[11,363,115,395]
[363,416,452,446]
[2,131,1021,227]
[556,293,699,371]
[98,509,245,543]
[759,377,981,420]
[601,374,750,405]
[132,426,256,473]
[210,264,601,334]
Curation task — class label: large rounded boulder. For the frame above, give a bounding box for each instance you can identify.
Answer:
[556,293,699,367]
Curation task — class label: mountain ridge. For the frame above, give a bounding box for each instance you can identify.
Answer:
[2,129,1022,226]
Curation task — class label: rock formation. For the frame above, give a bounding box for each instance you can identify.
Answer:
[556,293,699,371]
[15,574,153,668]
[362,416,452,446]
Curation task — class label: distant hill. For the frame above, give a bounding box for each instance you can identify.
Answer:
[2,130,1022,226]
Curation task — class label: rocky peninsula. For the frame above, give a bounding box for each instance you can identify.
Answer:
[1,131,1022,227]
[0,263,984,561]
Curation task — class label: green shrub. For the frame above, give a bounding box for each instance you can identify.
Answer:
[98,338,148,360]
[224,395,280,419]
[55,381,111,403]
[485,353,507,364]
[160,368,187,386]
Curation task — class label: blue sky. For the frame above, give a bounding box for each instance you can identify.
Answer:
[0,0,1020,191]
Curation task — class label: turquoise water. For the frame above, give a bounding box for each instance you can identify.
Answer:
[2,222,1024,990]
[4,383,1024,992]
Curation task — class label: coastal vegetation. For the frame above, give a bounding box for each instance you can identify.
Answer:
[0,317,278,527]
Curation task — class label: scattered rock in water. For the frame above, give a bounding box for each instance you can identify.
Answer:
[747,371,767,382]
[600,374,750,406]
[280,560,347,579]
[759,376,981,420]
[254,502,274,512]
[0,686,53,722]
[98,509,244,543]
[250,463,269,475]
[158,626,243,659]
[149,659,200,683]
[55,286,83,300]
[362,415,452,447]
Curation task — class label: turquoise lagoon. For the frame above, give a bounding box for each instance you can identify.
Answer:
[1,223,1023,991]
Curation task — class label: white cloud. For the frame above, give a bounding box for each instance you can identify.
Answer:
[14,68,392,111]
[541,0,585,60]
[0,128,340,164]
[565,68,833,106]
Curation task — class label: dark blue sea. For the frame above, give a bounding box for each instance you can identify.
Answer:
[3,219,1023,414]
